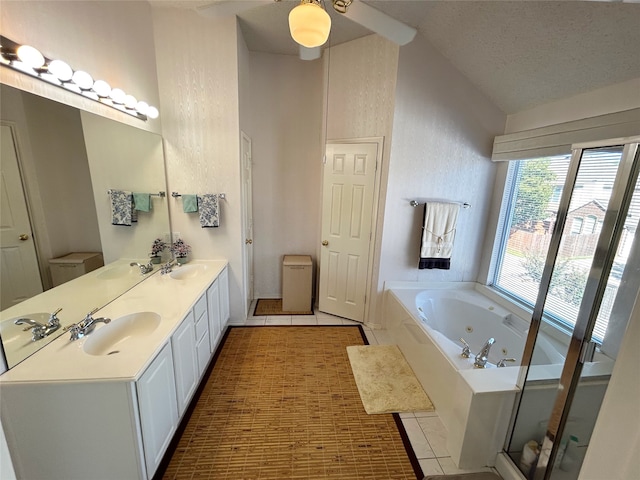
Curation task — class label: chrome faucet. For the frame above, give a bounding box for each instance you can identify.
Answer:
[15,308,62,341]
[130,261,154,274]
[474,337,495,368]
[68,308,111,341]
[459,338,471,358]
[160,259,178,275]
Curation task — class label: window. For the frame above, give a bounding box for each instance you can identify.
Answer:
[571,217,583,234]
[492,149,628,342]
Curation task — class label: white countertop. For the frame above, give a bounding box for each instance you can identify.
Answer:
[0,260,227,384]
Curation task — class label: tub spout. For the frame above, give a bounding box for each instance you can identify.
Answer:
[474,337,495,368]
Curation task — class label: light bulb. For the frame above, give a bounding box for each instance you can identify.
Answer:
[48,59,73,81]
[17,45,45,69]
[135,101,149,115]
[124,94,137,110]
[92,80,111,97]
[72,70,93,90]
[110,88,126,104]
[147,106,159,119]
[288,2,331,48]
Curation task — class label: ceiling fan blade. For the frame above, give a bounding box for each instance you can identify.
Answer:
[344,1,417,46]
[299,45,321,61]
[197,0,273,18]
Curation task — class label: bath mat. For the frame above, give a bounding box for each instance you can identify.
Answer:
[160,327,422,480]
[254,298,313,316]
[424,473,502,480]
[347,344,435,414]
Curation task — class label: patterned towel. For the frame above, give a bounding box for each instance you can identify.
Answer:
[197,194,219,228]
[110,190,133,226]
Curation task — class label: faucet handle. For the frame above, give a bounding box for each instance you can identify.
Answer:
[84,307,99,320]
[460,338,471,358]
[497,358,517,368]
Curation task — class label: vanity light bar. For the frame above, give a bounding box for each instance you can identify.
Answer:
[0,35,159,121]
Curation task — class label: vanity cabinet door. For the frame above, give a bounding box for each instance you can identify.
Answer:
[137,342,178,479]
[219,266,230,327]
[171,310,198,417]
[207,279,221,349]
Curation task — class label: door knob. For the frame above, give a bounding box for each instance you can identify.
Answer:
[245,239,253,245]
[19,234,29,241]
[322,240,329,246]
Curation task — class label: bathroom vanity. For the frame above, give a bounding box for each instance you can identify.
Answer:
[0,260,229,480]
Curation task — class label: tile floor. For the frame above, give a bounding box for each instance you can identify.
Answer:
[233,301,499,477]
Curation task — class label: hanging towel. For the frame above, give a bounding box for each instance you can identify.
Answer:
[197,194,219,228]
[133,193,152,212]
[182,194,199,213]
[110,190,133,226]
[419,202,460,269]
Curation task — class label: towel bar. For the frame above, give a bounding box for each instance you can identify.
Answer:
[410,200,471,208]
[107,190,165,197]
[172,192,226,200]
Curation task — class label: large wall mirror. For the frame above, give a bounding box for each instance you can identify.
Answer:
[0,84,170,369]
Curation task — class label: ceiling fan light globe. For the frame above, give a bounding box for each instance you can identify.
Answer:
[289,3,331,48]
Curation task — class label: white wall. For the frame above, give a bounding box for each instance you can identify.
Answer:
[249,52,323,298]
[505,78,640,133]
[375,33,506,323]
[324,35,399,323]
[152,8,244,323]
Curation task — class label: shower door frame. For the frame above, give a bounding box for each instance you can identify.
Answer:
[505,135,640,480]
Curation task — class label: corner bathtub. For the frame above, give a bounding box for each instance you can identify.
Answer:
[383,283,565,469]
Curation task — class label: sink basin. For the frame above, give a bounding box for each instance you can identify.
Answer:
[169,264,206,280]
[83,312,161,356]
[96,264,135,280]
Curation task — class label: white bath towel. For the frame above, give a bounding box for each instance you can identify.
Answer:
[419,202,460,269]
[109,190,133,226]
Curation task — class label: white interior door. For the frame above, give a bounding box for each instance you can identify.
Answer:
[318,142,378,322]
[0,124,43,310]
[240,132,254,316]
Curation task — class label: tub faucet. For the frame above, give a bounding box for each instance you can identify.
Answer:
[130,262,154,274]
[15,308,62,341]
[459,338,471,358]
[68,308,111,341]
[474,337,495,368]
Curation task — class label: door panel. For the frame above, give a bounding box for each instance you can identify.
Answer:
[319,143,378,321]
[0,125,42,309]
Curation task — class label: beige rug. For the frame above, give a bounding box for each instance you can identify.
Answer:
[347,344,434,414]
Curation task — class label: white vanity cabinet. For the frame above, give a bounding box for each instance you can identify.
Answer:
[0,261,230,480]
[137,342,179,477]
[171,309,198,417]
[207,265,230,351]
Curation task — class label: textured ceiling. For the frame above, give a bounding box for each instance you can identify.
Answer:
[149,0,640,114]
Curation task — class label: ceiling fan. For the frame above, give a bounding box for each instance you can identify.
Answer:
[197,0,417,60]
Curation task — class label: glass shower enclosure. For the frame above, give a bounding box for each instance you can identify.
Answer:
[505,137,640,479]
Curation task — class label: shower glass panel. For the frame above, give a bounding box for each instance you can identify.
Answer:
[506,141,639,480]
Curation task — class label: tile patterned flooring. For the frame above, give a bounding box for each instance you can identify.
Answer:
[232,301,498,478]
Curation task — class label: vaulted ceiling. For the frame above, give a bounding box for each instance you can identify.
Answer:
[149,1,640,114]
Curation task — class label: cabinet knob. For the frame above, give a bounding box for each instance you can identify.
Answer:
[19,234,29,241]
[322,240,329,246]
[245,238,253,245]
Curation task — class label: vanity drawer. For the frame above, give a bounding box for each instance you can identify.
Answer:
[195,312,209,342]
[194,294,207,321]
